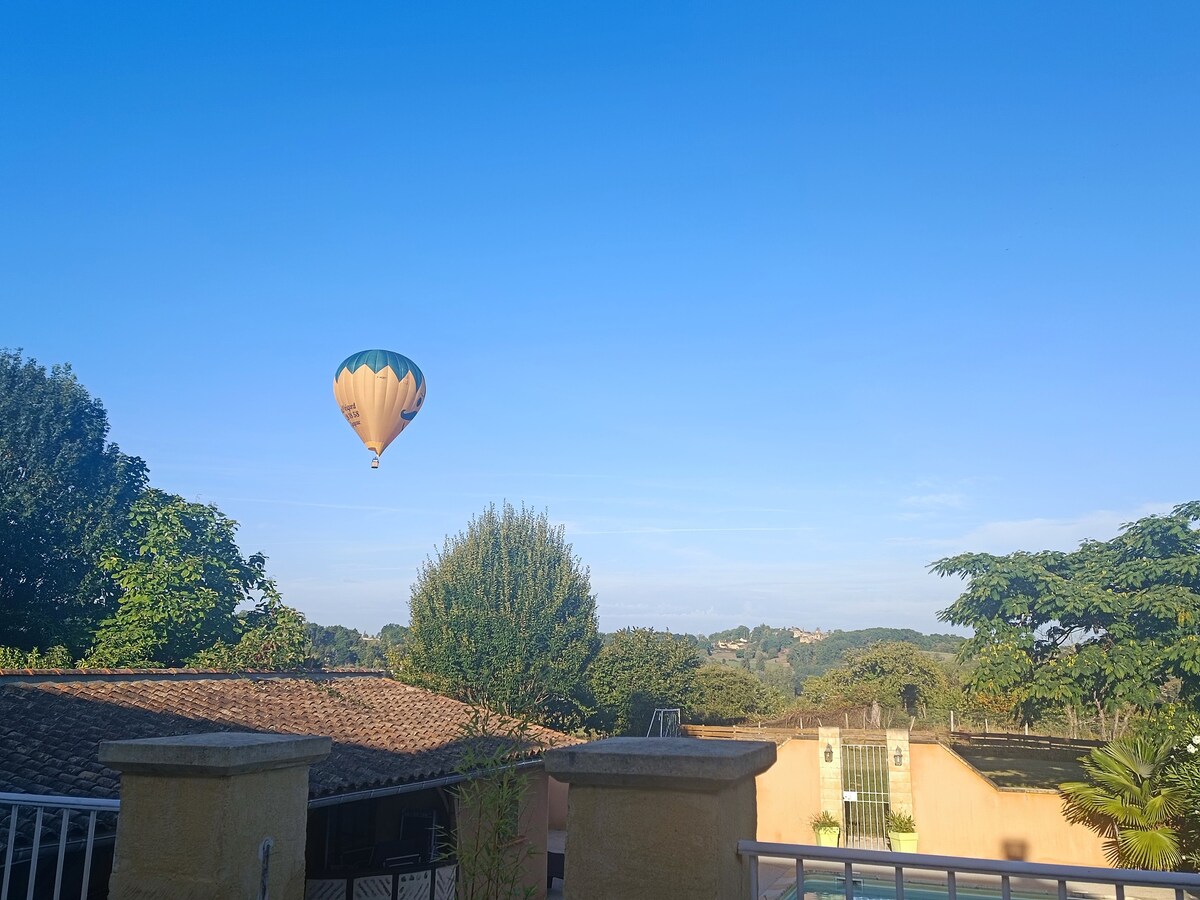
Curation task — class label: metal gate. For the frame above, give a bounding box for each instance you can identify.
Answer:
[840,743,890,849]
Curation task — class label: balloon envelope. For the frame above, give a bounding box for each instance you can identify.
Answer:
[333,349,426,463]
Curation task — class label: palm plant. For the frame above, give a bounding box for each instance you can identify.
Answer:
[1060,736,1184,870]
[886,809,917,833]
[810,810,840,830]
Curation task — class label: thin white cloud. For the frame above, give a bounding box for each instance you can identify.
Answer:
[891,502,1174,556]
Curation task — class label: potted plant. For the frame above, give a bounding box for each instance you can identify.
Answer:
[886,808,918,852]
[810,810,841,847]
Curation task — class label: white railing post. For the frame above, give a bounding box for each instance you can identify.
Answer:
[0,793,121,900]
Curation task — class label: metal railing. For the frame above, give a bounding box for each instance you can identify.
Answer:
[0,792,120,900]
[738,841,1200,900]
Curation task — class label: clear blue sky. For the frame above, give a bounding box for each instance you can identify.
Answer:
[3,2,1197,635]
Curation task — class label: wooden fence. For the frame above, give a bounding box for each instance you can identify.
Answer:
[681,725,1104,754]
[681,724,817,742]
[947,731,1103,754]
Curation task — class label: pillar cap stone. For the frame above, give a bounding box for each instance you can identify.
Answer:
[544,737,775,792]
[99,732,332,777]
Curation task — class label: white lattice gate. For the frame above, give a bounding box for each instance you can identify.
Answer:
[840,743,890,850]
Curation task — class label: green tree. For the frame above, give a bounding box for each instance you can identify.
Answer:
[0,645,74,668]
[690,664,788,724]
[798,641,953,714]
[1060,736,1184,870]
[304,622,397,669]
[190,597,311,670]
[709,625,751,642]
[762,663,797,698]
[934,502,1200,735]
[0,351,147,652]
[307,623,355,665]
[85,489,294,667]
[399,503,600,729]
[378,622,408,651]
[587,627,700,735]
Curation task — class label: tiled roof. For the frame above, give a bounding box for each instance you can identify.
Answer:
[0,670,574,802]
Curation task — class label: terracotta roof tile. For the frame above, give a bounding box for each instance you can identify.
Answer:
[0,671,576,801]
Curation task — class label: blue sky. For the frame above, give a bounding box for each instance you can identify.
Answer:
[3,3,1197,635]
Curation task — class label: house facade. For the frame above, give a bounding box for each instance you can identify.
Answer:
[0,669,570,899]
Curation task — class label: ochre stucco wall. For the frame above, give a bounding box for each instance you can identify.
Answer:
[518,769,550,900]
[455,769,549,900]
[564,778,758,900]
[750,736,1108,867]
[756,737,821,843]
[909,742,1108,867]
[548,776,569,831]
[111,765,311,900]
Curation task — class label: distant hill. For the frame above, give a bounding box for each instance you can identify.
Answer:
[595,624,966,698]
[788,627,965,683]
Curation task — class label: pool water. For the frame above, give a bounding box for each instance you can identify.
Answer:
[780,875,1056,900]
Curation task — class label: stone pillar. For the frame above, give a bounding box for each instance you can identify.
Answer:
[885,727,914,816]
[544,737,775,900]
[817,726,843,826]
[99,732,331,900]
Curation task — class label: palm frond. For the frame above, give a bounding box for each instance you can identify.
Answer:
[1115,826,1181,871]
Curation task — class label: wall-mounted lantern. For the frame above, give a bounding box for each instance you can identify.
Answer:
[893,745,904,767]
[824,743,834,763]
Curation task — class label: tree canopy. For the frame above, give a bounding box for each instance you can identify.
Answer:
[0,350,331,672]
[587,627,701,735]
[690,664,788,725]
[85,489,305,668]
[399,503,600,728]
[0,350,147,652]
[798,641,953,714]
[935,502,1200,735]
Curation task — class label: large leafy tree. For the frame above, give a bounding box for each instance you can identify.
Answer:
[399,503,600,728]
[587,627,701,735]
[934,502,1200,735]
[86,489,302,668]
[190,596,311,671]
[689,664,788,725]
[798,641,954,714]
[0,351,148,652]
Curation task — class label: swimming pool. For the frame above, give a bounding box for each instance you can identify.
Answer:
[780,874,1059,900]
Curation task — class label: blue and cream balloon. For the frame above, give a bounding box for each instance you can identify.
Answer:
[333,349,426,467]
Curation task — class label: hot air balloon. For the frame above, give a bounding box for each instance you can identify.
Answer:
[333,349,426,468]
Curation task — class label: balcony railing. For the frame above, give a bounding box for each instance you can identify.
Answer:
[737,841,1200,900]
[0,792,120,900]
